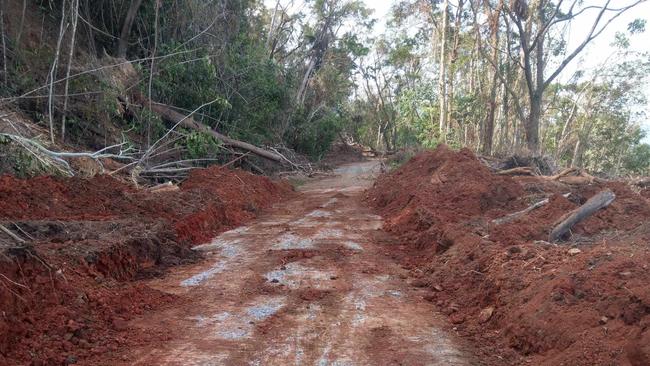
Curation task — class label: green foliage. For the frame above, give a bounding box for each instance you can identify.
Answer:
[131,108,166,141]
[624,143,650,175]
[395,85,438,148]
[286,108,344,158]
[146,44,230,128]
[220,38,289,145]
[182,131,222,159]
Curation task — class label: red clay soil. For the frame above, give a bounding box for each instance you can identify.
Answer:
[367,145,650,366]
[0,167,292,366]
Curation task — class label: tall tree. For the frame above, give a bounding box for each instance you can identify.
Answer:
[506,0,646,153]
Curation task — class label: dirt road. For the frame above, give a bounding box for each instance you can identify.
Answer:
[123,161,475,365]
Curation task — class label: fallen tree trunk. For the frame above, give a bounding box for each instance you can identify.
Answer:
[549,189,615,242]
[143,101,283,163]
[492,193,570,225]
[497,167,536,176]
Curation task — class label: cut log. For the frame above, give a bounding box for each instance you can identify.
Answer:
[142,101,283,163]
[557,175,593,185]
[148,182,180,193]
[497,167,536,176]
[548,189,615,242]
[546,167,577,181]
[492,193,570,225]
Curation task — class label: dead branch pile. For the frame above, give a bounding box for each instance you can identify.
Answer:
[0,133,136,176]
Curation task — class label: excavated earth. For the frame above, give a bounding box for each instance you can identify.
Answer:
[367,145,650,366]
[0,167,292,365]
[2,146,649,366]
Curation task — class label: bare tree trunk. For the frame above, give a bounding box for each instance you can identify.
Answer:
[266,0,281,50]
[481,1,501,155]
[446,0,463,137]
[81,0,97,57]
[116,0,144,58]
[571,134,585,168]
[437,0,448,140]
[526,90,542,153]
[61,0,80,142]
[147,0,160,147]
[48,0,68,143]
[0,2,7,87]
[16,0,27,48]
[296,58,315,106]
[500,72,510,153]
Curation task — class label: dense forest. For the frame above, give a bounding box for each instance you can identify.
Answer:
[0,0,648,176]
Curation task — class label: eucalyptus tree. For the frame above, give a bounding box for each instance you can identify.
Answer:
[503,0,647,154]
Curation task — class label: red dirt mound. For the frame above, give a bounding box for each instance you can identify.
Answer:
[0,167,292,243]
[0,167,292,365]
[368,145,524,253]
[367,145,650,366]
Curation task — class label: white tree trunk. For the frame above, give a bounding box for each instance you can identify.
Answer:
[437,0,448,141]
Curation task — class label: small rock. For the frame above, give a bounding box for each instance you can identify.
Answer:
[619,271,632,278]
[270,278,279,283]
[599,316,608,325]
[478,306,495,324]
[65,355,77,365]
[433,284,444,292]
[409,279,429,288]
[423,294,436,302]
[568,248,582,256]
[112,318,129,331]
[62,341,73,351]
[450,314,465,324]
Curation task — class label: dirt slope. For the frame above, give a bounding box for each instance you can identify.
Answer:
[367,145,650,365]
[0,167,291,365]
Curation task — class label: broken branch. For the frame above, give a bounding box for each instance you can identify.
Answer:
[497,167,536,176]
[492,193,571,225]
[0,224,26,244]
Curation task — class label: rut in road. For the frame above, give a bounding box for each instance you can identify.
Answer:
[125,161,475,365]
